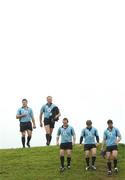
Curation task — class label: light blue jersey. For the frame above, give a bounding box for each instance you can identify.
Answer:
[40,103,56,119]
[17,107,33,123]
[57,126,75,144]
[81,127,99,144]
[103,127,121,147]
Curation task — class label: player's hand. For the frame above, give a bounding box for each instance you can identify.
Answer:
[54,115,58,120]
[33,125,36,129]
[56,141,59,146]
[116,140,119,145]
[73,142,75,146]
[40,122,43,127]
[21,114,27,117]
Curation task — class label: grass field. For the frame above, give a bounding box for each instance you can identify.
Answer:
[0,144,125,180]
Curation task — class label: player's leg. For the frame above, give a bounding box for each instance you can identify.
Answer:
[20,122,26,148]
[106,151,112,175]
[26,122,33,147]
[44,124,51,145]
[85,150,91,170]
[66,149,72,169]
[21,131,26,148]
[112,150,118,173]
[91,147,97,170]
[60,149,65,171]
[49,128,53,144]
[26,129,32,148]
[49,121,55,144]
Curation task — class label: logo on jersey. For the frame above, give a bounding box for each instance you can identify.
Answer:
[88,132,92,136]
[47,108,51,112]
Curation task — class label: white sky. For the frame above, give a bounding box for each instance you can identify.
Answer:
[0,0,125,148]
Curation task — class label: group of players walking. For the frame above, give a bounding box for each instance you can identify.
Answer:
[16,96,122,176]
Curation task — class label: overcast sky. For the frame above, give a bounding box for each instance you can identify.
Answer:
[0,0,125,148]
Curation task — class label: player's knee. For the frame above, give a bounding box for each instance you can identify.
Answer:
[60,151,64,156]
[22,133,25,137]
[106,155,110,160]
[92,153,96,157]
[106,155,111,161]
[86,154,89,158]
[92,151,96,156]
[67,152,71,157]
[112,154,117,159]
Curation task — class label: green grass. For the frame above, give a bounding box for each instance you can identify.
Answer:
[0,144,125,180]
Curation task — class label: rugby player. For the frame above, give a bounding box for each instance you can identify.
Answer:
[80,120,99,170]
[56,118,76,172]
[101,120,121,175]
[16,99,36,148]
[40,96,61,145]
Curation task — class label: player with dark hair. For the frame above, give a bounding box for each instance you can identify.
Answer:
[101,120,121,175]
[80,120,99,171]
[16,99,36,148]
[56,118,76,172]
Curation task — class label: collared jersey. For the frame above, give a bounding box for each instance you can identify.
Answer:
[40,103,56,119]
[81,127,99,144]
[57,125,75,144]
[103,127,121,147]
[17,107,33,123]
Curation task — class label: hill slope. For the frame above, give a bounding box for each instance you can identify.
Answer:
[0,144,125,180]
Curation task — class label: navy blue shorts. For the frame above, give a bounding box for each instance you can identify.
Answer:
[84,144,96,151]
[20,121,32,132]
[44,118,55,128]
[106,145,118,152]
[60,142,73,150]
